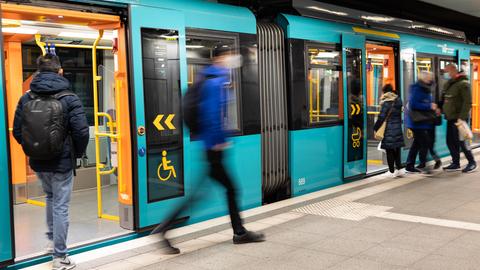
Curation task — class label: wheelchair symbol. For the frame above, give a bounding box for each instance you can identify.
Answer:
[157,150,177,181]
[351,127,362,148]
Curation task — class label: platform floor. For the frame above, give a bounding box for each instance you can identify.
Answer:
[14,185,128,259]
[24,149,480,270]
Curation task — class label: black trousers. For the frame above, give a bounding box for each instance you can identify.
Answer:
[446,120,475,165]
[427,128,440,161]
[154,149,246,236]
[406,129,431,168]
[386,148,402,173]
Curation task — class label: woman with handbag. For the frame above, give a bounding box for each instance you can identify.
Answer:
[374,84,405,178]
[405,71,438,174]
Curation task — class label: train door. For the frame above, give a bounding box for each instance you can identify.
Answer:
[1,3,133,260]
[342,34,367,179]
[365,41,399,173]
[129,5,189,228]
[0,4,14,266]
[470,54,480,145]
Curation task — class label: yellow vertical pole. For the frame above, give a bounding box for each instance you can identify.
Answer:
[93,30,104,219]
[316,69,320,122]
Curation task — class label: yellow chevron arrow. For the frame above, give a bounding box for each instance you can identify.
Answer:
[153,115,164,131]
[355,104,361,115]
[350,104,356,116]
[153,114,176,131]
[165,114,175,130]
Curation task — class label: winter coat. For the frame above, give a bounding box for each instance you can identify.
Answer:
[442,75,472,121]
[405,81,434,130]
[13,72,89,173]
[198,64,229,150]
[374,92,405,149]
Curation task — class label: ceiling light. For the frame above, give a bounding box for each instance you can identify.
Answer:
[307,6,348,16]
[361,16,395,22]
[315,52,339,58]
[186,45,204,49]
[2,27,38,34]
[58,31,114,40]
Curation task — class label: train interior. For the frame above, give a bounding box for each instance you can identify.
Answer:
[470,55,480,145]
[365,42,397,173]
[2,4,131,259]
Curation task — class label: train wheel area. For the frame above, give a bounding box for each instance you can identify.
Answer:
[1,2,133,260]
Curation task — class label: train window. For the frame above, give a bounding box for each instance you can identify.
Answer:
[186,35,241,132]
[306,46,341,124]
[22,45,104,126]
[402,52,415,103]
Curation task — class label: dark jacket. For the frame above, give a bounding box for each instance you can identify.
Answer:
[442,75,471,120]
[198,65,228,150]
[13,72,89,173]
[405,81,434,130]
[374,92,405,149]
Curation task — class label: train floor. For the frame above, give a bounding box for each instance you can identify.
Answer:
[367,143,388,173]
[14,185,128,259]
[22,148,480,270]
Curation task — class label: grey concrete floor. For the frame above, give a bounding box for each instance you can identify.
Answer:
[66,152,480,270]
[14,185,128,258]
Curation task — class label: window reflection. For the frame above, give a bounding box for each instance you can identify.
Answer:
[307,46,341,124]
[186,36,240,131]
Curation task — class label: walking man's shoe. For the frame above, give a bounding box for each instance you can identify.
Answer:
[233,231,266,244]
[52,255,76,270]
[462,163,477,173]
[443,163,461,172]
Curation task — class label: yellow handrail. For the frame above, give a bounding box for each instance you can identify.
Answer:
[35,34,46,55]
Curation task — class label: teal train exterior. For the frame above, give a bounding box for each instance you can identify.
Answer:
[1,0,479,268]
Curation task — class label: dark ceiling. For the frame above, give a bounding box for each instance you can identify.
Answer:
[220,0,480,44]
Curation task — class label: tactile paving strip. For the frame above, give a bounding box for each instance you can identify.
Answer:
[292,199,392,221]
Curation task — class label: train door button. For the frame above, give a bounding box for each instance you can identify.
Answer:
[137,125,145,136]
[138,147,146,157]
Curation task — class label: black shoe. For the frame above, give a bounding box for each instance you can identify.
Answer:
[433,160,442,170]
[443,163,461,172]
[161,237,180,254]
[406,167,422,174]
[462,163,478,173]
[416,163,426,169]
[233,231,265,244]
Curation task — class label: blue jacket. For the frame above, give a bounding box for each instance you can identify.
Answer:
[13,72,90,173]
[198,65,228,150]
[405,81,434,130]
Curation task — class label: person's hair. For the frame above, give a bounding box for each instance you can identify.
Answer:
[445,63,458,71]
[37,54,61,73]
[418,71,433,83]
[382,84,394,93]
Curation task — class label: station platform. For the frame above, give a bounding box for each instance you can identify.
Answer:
[24,149,480,270]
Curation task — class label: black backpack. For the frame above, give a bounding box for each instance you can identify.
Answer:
[21,90,75,160]
[182,75,213,136]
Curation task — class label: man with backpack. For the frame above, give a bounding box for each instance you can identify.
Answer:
[154,48,265,254]
[13,54,89,270]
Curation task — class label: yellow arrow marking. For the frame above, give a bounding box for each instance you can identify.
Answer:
[350,104,355,116]
[153,115,165,131]
[165,114,175,130]
[356,104,361,115]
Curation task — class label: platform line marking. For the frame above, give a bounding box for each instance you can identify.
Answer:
[375,211,480,232]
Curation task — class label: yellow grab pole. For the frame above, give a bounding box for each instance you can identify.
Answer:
[35,34,46,55]
[93,30,104,219]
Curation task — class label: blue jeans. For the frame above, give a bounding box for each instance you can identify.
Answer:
[36,171,74,257]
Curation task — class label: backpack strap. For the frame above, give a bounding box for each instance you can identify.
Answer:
[53,90,76,100]
[26,90,37,99]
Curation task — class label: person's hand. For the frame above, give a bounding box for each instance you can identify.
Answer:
[212,142,231,151]
[431,103,438,110]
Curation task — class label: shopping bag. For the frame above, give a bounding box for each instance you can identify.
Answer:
[374,121,387,140]
[456,120,473,141]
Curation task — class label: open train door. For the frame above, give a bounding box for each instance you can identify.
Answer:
[0,4,15,267]
[129,5,190,228]
[342,33,367,180]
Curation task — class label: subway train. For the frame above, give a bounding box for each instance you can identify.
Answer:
[0,0,479,267]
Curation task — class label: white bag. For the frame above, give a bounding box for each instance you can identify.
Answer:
[377,141,386,153]
[456,120,473,141]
